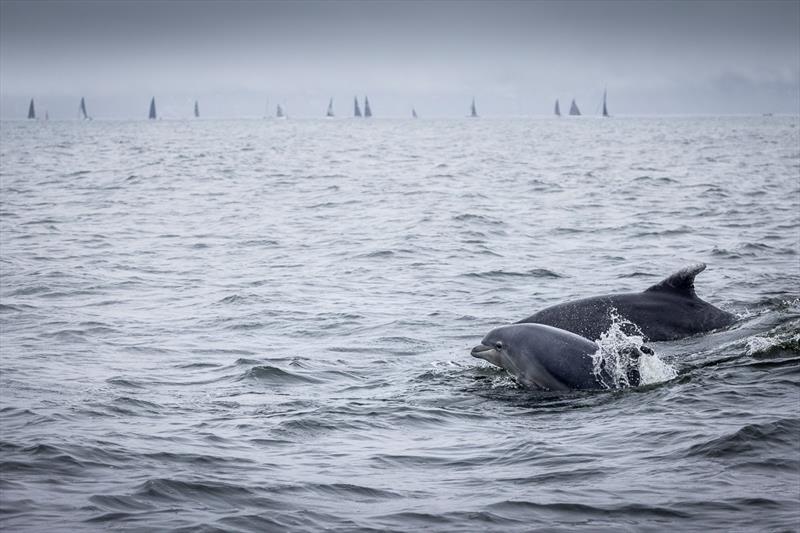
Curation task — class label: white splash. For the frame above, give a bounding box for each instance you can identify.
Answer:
[591,310,677,388]
[745,336,775,356]
[745,331,800,356]
[638,351,679,384]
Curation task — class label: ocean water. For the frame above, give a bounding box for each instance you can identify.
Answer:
[1,116,798,532]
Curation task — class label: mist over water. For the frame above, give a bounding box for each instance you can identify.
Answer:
[1,116,799,531]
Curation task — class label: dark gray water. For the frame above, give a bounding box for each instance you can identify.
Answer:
[1,116,799,532]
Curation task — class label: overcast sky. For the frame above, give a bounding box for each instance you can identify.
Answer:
[1,0,798,118]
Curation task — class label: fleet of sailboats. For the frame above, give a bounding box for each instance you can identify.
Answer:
[21,90,612,119]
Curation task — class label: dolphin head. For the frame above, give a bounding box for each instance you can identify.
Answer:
[471,324,600,391]
[470,334,505,367]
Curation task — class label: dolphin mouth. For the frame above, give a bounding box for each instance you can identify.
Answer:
[471,344,496,358]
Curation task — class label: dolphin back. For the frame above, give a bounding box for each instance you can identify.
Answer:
[518,263,736,341]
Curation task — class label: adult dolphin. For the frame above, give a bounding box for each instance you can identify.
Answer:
[471,323,641,390]
[517,263,736,342]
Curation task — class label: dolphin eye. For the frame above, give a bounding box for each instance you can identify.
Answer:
[495,341,503,350]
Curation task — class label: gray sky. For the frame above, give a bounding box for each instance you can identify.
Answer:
[1,0,798,118]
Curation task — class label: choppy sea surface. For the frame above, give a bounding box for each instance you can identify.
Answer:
[1,116,799,532]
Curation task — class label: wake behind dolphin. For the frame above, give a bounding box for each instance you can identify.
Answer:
[517,263,736,342]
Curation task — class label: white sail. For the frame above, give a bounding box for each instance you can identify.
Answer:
[602,89,609,117]
[569,99,581,116]
[354,97,362,117]
[364,96,372,118]
[554,99,561,116]
[470,98,478,117]
[28,99,35,119]
[194,100,199,118]
[326,98,334,117]
[79,97,89,120]
[149,97,157,119]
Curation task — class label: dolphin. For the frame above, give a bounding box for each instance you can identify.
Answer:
[471,323,641,390]
[517,263,736,342]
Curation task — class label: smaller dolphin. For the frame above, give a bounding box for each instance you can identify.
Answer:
[471,323,641,391]
[517,263,736,342]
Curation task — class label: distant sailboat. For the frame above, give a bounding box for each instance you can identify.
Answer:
[79,97,89,120]
[364,96,372,118]
[276,104,286,119]
[149,97,157,120]
[602,89,609,117]
[354,96,362,117]
[412,107,418,118]
[326,98,334,117]
[27,99,36,119]
[569,98,581,116]
[194,100,200,118]
[554,99,561,117]
[470,97,478,118]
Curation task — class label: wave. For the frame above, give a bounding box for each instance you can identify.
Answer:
[683,418,800,458]
[0,303,37,313]
[106,377,145,389]
[489,499,690,519]
[276,482,404,500]
[130,478,265,508]
[465,268,563,279]
[240,365,321,384]
[108,397,163,415]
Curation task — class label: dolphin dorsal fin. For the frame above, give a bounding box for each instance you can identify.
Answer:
[644,263,707,298]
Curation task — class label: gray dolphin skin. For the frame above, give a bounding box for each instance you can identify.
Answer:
[517,263,736,342]
[471,323,633,390]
